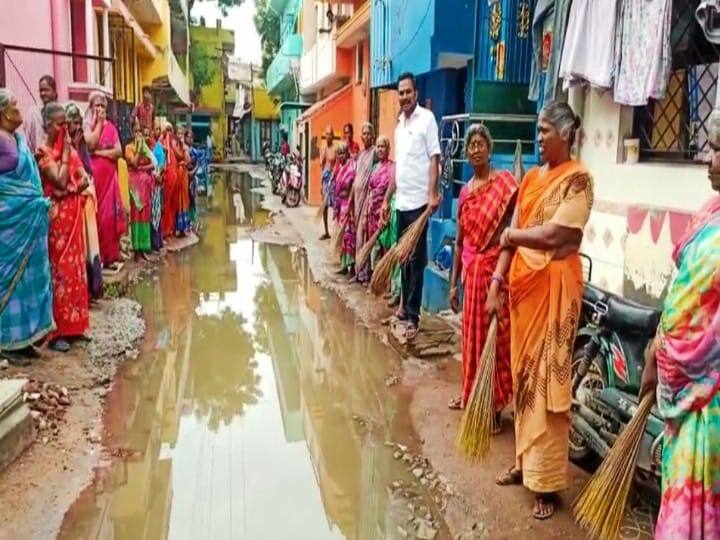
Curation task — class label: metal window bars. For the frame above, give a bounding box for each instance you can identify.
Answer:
[633,0,720,162]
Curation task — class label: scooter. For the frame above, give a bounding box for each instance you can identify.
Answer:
[269,153,284,195]
[281,153,303,208]
[571,255,664,491]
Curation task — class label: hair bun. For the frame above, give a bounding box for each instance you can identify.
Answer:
[573,114,582,129]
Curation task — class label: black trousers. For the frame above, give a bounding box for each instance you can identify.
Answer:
[397,205,428,325]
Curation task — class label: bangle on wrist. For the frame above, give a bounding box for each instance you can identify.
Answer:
[490,275,504,287]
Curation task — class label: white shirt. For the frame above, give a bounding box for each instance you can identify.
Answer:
[394,105,441,211]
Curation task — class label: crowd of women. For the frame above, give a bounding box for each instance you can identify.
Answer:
[320,98,719,535]
[0,77,203,360]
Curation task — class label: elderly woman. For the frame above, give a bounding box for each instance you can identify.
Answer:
[495,102,593,520]
[125,123,156,259]
[640,150,720,538]
[85,91,125,270]
[66,102,102,299]
[448,124,517,422]
[333,143,356,276]
[364,135,395,276]
[352,123,377,284]
[37,103,90,352]
[0,89,54,361]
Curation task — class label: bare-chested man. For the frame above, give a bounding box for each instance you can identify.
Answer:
[320,125,337,240]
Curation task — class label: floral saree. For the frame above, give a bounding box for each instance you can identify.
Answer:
[125,140,155,252]
[334,158,356,269]
[509,160,594,493]
[655,196,720,540]
[353,148,375,281]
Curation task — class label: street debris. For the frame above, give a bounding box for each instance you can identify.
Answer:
[23,380,71,440]
[87,298,145,375]
[385,374,401,387]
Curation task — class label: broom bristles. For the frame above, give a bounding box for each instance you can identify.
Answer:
[369,246,399,294]
[456,317,498,461]
[369,208,432,295]
[356,228,383,270]
[572,392,656,540]
[331,213,350,260]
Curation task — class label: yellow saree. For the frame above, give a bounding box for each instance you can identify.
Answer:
[509,160,594,493]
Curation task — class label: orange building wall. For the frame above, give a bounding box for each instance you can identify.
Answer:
[377,89,400,159]
[306,89,354,206]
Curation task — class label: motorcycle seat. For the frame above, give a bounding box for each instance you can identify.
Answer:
[583,283,609,307]
[606,295,661,336]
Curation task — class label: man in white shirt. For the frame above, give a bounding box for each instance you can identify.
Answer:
[382,72,441,338]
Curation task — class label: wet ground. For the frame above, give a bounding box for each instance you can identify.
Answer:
[58,173,447,540]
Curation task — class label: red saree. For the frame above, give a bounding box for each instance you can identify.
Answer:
[161,137,179,238]
[458,170,517,409]
[38,140,90,339]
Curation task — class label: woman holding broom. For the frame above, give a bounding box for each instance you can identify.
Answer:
[333,142,356,276]
[364,135,395,280]
[639,151,720,539]
[352,123,377,285]
[494,102,593,520]
[447,124,517,425]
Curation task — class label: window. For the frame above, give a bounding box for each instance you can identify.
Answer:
[355,44,364,84]
[633,0,720,162]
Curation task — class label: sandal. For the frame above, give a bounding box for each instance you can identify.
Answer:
[404,323,419,341]
[448,397,463,410]
[496,466,523,486]
[533,494,557,520]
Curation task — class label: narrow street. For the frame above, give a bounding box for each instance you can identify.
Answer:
[0,167,659,539]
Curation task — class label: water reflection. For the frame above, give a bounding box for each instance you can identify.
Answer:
[60,173,436,540]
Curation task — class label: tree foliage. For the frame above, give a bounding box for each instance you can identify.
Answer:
[190,42,214,98]
[253,0,280,81]
[188,0,245,17]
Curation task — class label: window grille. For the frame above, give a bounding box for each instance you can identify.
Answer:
[633,0,720,162]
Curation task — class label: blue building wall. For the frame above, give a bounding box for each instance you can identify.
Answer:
[371,0,474,88]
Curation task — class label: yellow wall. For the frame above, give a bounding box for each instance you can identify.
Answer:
[252,87,279,120]
[190,25,234,151]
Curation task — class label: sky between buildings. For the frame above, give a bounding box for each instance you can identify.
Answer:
[191,0,263,66]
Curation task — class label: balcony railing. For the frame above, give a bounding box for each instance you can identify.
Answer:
[299,33,336,93]
[266,34,302,93]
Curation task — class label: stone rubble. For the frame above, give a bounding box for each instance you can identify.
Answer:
[87,298,145,376]
[22,380,71,440]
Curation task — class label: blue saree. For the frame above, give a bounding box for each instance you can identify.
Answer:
[0,133,54,350]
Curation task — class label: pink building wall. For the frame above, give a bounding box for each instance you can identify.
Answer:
[1,0,81,113]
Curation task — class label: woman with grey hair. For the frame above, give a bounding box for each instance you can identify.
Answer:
[0,88,54,361]
[36,102,91,353]
[447,124,517,428]
[333,142,357,276]
[352,122,376,284]
[495,101,593,520]
[85,91,125,270]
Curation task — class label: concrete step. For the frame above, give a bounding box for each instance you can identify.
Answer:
[0,379,36,473]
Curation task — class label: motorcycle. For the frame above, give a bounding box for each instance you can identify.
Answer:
[281,153,303,208]
[570,255,664,491]
[269,153,284,195]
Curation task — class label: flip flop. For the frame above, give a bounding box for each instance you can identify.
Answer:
[533,494,556,520]
[404,323,419,341]
[496,466,523,486]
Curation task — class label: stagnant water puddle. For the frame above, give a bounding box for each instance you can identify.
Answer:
[58,172,448,540]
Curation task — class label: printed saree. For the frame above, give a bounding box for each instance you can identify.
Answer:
[655,195,720,540]
[334,158,356,270]
[161,137,179,238]
[90,121,125,266]
[458,170,517,409]
[151,141,166,250]
[0,133,54,350]
[378,195,401,297]
[353,148,375,281]
[38,138,90,340]
[509,160,593,493]
[125,140,155,252]
[175,145,191,235]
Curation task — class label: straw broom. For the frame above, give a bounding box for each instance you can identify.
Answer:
[572,392,656,540]
[356,228,383,271]
[331,212,351,260]
[456,317,498,461]
[370,208,432,294]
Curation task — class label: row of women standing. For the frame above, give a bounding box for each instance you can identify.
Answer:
[0,84,199,359]
[326,123,400,300]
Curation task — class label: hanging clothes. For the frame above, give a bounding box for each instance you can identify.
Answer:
[614,0,673,107]
[528,0,573,103]
[559,0,619,90]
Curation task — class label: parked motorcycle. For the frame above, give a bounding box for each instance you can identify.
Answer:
[570,255,664,491]
[280,153,303,208]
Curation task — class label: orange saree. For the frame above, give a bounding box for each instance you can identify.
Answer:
[509,160,593,493]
